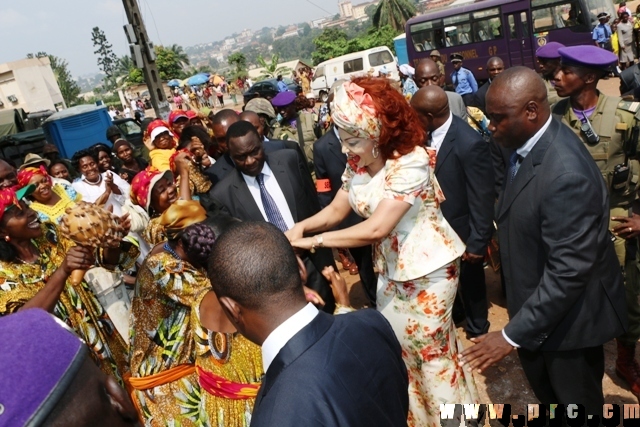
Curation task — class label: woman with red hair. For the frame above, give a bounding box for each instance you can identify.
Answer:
[287,77,478,425]
[17,166,80,225]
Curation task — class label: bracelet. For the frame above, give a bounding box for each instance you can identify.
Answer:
[316,234,324,248]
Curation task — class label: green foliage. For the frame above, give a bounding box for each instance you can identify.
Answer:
[127,68,145,85]
[227,52,248,79]
[256,54,292,79]
[311,26,401,65]
[373,0,417,31]
[169,44,190,67]
[27,52,81,107]
[91,27,118,79]
[154,45,186,80]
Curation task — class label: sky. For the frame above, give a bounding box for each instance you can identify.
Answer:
[0,0,344,77]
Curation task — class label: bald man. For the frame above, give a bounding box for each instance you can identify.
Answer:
[414,59,468,120]
[411,86,494,339]
[461,67,626,419]
[473,56,504,114]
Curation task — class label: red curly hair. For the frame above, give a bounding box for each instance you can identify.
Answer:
[351,76,426,160]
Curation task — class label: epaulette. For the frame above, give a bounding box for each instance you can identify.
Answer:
[618,99,640,114]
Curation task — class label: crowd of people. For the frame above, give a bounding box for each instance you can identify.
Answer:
[2,37,640,427]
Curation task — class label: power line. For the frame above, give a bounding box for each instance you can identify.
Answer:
[305,0,333,16]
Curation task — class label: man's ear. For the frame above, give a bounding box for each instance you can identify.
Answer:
[219,296,242,326]
[296,255,308,286]
[104,375,140,423]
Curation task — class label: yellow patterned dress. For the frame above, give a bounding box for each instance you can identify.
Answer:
[129,251,211,426]
[143,216,166,247]
[0,223,128,382]
[191,291,263,427]
[29,183,81,225]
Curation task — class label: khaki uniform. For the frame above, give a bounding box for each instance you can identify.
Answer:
[553,93,640,344]
[544,79,562,106]
[272,111,317,164]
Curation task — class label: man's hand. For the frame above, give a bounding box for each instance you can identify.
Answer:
[612,214,640,239]
[461,251,484,263]
[460,331,514,373]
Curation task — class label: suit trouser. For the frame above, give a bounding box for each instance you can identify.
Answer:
[517,346,604,418]
[610,207,640,344]
[349,245,377,307]
[456,260,490,336]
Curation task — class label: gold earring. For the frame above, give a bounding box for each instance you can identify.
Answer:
[372,144,380,159]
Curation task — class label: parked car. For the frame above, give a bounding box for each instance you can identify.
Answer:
[243,78,301,104]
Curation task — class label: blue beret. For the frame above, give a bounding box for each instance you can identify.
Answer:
[558,45,618,69]
[536,42,565,59]
[271,91,297,107]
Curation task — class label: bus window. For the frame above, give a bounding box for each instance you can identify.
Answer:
[343,58,364,74]
[521,12,529,36]
[443,14,472,46]
[586,0,616,26]
[410,20,444,53]
[532,0,581,32]
[369,50,394,67]
[508,15,517,39]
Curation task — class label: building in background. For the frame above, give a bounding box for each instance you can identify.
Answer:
[0,57,64,113]
[338,0,380,20]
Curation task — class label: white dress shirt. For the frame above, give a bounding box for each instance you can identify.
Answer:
[502,114,553,348]
[241,162,295,230]
[72,172,130,216]
[261,302,319,373]
[430,112,453,154]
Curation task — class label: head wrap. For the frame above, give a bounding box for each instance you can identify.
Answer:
[20,153,50,170]
[130,167,174,212]
[113,138,132,153]
[0,185,35,223]
[159,199,207,240]
[0,309,87,427]
[17,165,51,189]
[399,64,415,77]
[185,110,199,120]
[330,81,381,140]
[144,119,177,149]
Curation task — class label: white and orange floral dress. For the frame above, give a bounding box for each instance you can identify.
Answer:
[342,145,478,427]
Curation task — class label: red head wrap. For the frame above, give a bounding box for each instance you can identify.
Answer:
[17,166,51,189]
[130,167,174,211]
[143,119,177,149]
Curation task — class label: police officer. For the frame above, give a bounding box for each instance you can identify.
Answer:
[593,12,614,51]
[271,91,316,165]
[535,41,565,105]
[553,45,640,400]
[450,53,478,106]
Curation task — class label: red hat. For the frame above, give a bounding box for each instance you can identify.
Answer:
[168,110,188,125]
[130,167,174,212]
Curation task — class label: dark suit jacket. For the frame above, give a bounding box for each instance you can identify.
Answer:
[472,81,490,113]
[251,309,409,427]
[204,141,290,186]
[210,150,336,309]
[313,127,362,229]
[435,115,494,255]
[498,118,627,351]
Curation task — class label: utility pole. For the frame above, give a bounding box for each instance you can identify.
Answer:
[121,0,170,121]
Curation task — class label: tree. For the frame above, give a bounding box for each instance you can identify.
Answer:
[91,27,119,91]
[312,29,350,65]
[256,54,292,79]
[27,52,81,107]
[227,52,248,79]
[373,0,417,31]
[169,44,190,68]
[154,45,185,80]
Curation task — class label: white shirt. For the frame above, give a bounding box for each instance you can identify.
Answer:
[502,114,553,348]
[430,112,453,154]
[108,110,117,119]
[241,162,295,230]
[124,107,131,118]
[261,303,319,373]
[72,172,130,216]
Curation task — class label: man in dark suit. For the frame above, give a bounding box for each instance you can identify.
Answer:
[313,121,377,306]
[205,109,240,185]
[461,67,627,418]
[210,121,336,312]
[411,86,495,338]
[472,56,504,114]
[207,221,409,427]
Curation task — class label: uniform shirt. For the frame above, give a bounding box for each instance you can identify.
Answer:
[451,67,478,95]
[592,23,612,43]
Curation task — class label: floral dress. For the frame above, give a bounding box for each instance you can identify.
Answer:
[342,146,478,427]
[129,252,211,426]
[191,290,263,427]
[0,223,128,383]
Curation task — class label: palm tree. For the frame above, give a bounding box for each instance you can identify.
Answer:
[169,44,190,68]
[373,0,417,32]
[256,54,292,79]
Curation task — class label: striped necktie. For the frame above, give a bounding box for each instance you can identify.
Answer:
[256,173,288,232]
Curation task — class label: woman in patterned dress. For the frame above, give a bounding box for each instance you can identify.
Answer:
[0,186,132,383]
[287,77,478,426]
[127,200,211,426]
[16,166,80,225]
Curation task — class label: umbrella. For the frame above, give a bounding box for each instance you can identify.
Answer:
[209,74,223,85]
[187,73,209,86]
[167,79,182,87]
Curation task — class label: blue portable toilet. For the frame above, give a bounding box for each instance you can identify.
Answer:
[43,105,112,159]
[394,34,409,66]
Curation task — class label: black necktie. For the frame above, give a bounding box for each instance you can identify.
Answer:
[508,152,523,183]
